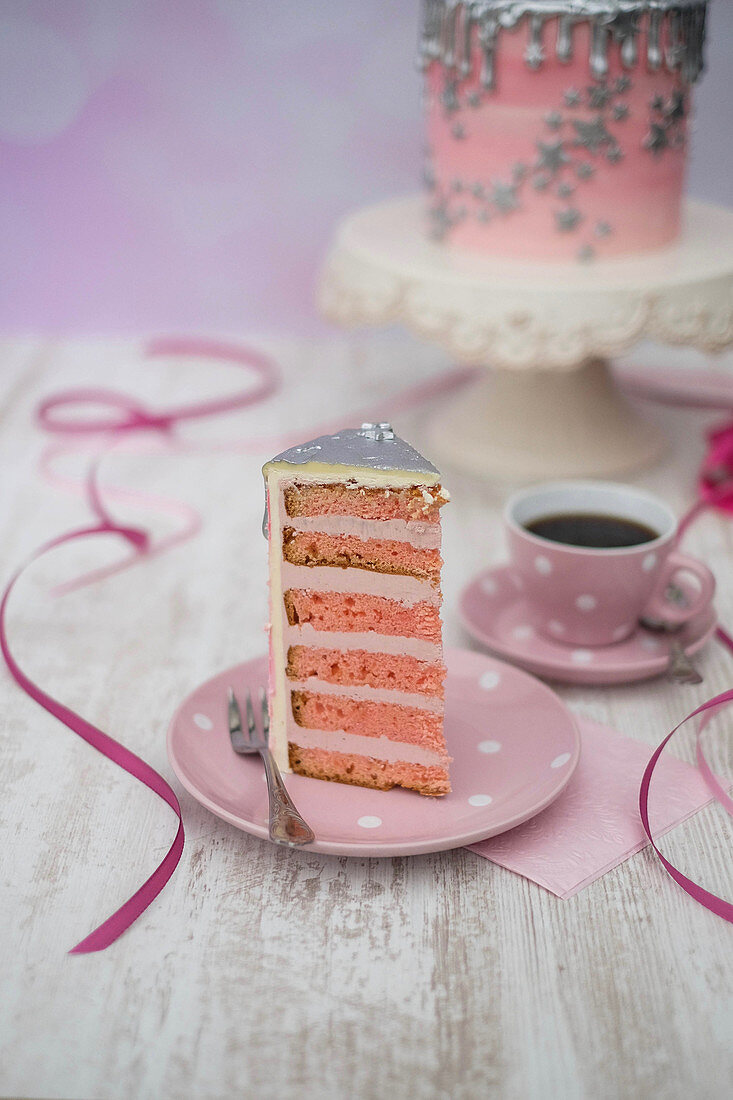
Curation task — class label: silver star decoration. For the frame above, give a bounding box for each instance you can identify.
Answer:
[557,181,575,199]
[612,103,629,122]
[578,244,595,263]
[615,76,632,94]
[467,91,481,109]
[452,179,464,193]
[441,81,459,114]
[573,117,614,154]
[564,88,582,108]
[555,207,583,233]
[587,83,612,110]
[576,162,595,180]
[423,164,436,190]
[492,182,519,214]
[595,221,613,238]
[472,182,485,199]
[536,139,570,173]
[477,208,491,223]
[512,162,528,183]
[644,123,669,156]
[666,90,686,123]
[532,173,550,191]
[607,145,624,164]
[650,94,665,113]
[452,123,466,140]
[545,111,563,131]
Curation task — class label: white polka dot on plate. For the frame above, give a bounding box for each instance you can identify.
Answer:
[481,576,497,595]
[575,594,597,612]
[642,552,658,572]
[357,816,382,829]
[478,740,502,754]
[548,620,566,636]
[479,670,500,691]
[512,624,534,641]
[551,752,572,769]
[571,649,593,664]
[535,555,552,575]
[194,713,213,730]
[468,794,493,806]
[641,636,661,651]
[612,624,631,641]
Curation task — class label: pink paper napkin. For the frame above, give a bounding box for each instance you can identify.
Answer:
[468,717,721,898]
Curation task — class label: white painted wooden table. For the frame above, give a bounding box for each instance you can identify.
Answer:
[1,336,732,1100]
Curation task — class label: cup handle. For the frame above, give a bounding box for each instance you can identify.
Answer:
[642,551,715,627]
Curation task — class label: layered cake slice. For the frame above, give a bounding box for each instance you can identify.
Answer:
[263,423,451,796]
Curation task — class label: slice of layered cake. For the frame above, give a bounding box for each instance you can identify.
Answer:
[263,423,451,796]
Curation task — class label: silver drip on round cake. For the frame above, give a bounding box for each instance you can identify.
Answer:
[419,1,708,88]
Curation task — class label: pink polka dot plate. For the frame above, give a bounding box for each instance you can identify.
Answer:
[459,564,717,686]
[166,648,580,857]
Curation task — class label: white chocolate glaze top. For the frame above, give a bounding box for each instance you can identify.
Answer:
[264,423,441,483]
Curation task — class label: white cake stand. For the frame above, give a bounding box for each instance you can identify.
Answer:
[318,195,733,480]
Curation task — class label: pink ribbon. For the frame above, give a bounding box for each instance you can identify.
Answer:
[639,416,733,924]
[0,527,185,953]
[1,337,281,952]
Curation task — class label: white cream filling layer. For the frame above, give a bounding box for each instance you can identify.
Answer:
[287,724,448,768]
[280,563,439,605]
[284,624,440,662]
[287,678,444,713]
[283,513,441,550]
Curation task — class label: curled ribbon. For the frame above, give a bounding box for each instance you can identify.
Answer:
[640,415,733,923]
[1,338,281,953]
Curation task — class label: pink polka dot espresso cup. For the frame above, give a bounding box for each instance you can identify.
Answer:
[504,481,715,647]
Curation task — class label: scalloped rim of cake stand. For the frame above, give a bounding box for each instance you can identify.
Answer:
[318,195,733,370]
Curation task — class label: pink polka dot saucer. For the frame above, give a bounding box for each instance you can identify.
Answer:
[459,565,717,686]
[167,649,579,857]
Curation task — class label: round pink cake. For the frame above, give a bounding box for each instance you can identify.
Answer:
[421,1,708,261]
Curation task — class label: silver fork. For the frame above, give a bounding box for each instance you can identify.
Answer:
[228,687,315,847]
[639,617,704,685]
[640,583,703,686]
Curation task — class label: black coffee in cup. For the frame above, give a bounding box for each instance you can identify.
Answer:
[525,512,658,549]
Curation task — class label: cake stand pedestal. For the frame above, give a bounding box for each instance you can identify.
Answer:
[318,196,733,480]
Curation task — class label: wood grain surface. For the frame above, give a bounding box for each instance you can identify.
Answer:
[1,337,732,1100]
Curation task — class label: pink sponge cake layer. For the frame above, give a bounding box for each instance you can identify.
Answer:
[291,691,446,752]
[284,589,442,642]
[287,646,445,698]
[288,744,451,797]
[282,528,441,583]
[284,482,446,522]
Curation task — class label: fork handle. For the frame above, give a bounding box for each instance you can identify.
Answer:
[260,748,315,846]
[667,639,704,685]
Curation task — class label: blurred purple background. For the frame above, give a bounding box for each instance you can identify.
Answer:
[1,0,731,337]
